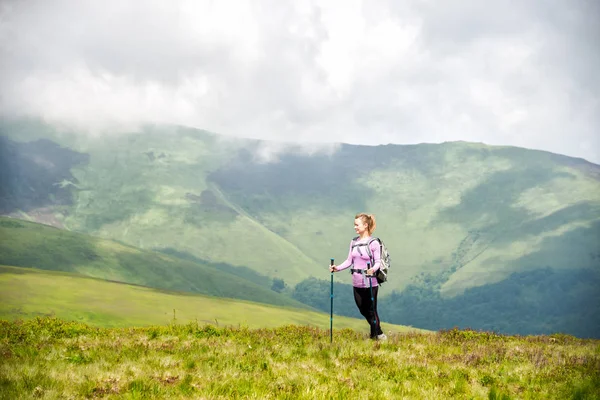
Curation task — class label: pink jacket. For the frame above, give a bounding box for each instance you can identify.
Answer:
[336,236,381,288]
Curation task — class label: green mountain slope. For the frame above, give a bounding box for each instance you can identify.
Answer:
[1,118,599,335]
[0,217,305,309]
[4,121,597,292]
[0,122,320,286]
[209,141,600,293]
[0,265,422,333]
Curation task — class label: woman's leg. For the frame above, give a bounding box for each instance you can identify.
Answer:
[370,286,384,337]
[353,287,369,320]
[353,286,383,338]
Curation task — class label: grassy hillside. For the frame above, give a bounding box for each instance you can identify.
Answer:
[2,121,598,291]
[0,265,417,333]
[0,121,320,286]
[210,141,600,293]
[0,217,305,309]
[1,318,598,399]
[1,119,599,336]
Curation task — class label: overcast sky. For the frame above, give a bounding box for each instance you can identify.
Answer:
[1,0,598,163]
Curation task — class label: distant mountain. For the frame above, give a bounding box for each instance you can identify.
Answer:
[1,118,598,336]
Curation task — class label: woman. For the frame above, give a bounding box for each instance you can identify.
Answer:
[329,213,386,340]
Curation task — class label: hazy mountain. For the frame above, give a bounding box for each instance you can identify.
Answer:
[1,118,598,336]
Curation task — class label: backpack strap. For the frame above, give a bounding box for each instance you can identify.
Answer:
[366,237,381,267]
[351,236,364,256]
[348,236,359,272]
[350,236,360,252]
[351,237,380,266]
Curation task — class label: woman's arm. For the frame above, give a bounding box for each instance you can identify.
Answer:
[370,239,382,271]
[334,241,354,271]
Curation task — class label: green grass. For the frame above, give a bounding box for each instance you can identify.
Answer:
[0,318,598,399]
[0,265,419,333]
[0,217,307,309]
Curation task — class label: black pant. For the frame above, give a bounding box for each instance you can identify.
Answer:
[353,286,383,338]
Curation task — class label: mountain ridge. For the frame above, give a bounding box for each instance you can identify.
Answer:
[1,119,598,336]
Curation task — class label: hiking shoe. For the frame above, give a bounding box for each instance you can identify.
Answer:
[376,333,387,341]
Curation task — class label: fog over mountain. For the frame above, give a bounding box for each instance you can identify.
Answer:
[0,0,598,163]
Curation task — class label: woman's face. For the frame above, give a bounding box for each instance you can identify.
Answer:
[354,218,368,235]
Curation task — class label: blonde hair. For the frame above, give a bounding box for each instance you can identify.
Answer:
[355,213,376,235]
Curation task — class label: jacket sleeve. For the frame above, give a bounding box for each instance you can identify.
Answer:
[336,241,354,271]
[370,240,382,271]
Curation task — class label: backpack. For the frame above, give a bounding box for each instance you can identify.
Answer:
[350,236,391,284]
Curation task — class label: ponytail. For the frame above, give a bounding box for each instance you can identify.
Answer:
[368,214,376,235]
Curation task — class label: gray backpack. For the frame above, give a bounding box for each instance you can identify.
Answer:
[350,237,391,284]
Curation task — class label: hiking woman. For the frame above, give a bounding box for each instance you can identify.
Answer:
[329,213,386,340]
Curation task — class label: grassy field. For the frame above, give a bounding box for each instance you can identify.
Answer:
[0,265,419,334]
[0,318,598,399]
[0,217,305,309]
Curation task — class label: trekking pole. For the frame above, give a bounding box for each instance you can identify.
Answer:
[367,263,376,327]
[330,258,334,343]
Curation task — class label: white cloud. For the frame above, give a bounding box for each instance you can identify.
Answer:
[0,0,598,163]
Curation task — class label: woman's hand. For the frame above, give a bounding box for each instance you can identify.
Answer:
[329,265,337,272]
[366,268,374,276]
